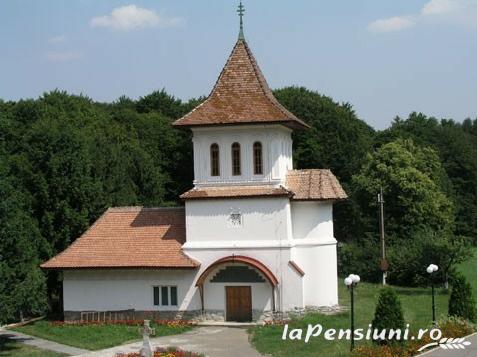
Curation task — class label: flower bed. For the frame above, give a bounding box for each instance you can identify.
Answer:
[262,320,288,326]
[117,346,204,357]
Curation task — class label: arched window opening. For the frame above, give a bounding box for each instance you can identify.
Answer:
[231,142,241,176]
[253,142,263,175]
[210,143,220,176]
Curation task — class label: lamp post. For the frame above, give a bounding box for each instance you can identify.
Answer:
[345,273,360,351]
[426,264,439,324]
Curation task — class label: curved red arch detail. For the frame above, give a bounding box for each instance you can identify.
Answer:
[195,255,278,287]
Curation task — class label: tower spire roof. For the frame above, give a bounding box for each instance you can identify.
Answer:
[173,3,308,130]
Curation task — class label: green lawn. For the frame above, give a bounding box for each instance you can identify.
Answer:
[11,321,193,350]
[251,247,477,357]
[250,282,450,357]
[458,246,477,296]
[0,336,65,357]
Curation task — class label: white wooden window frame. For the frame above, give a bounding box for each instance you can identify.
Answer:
[152,285,178,307]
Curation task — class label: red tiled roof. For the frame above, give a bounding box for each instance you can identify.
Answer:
[41,207,199,270]
[286,169,348,201]
[173,39,309,130]
[180,185,292,200]
[180,169,347,201]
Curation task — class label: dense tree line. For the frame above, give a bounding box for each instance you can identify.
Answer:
[0,87,475,323]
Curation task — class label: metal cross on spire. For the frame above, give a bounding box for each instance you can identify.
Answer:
[237,1,245,40]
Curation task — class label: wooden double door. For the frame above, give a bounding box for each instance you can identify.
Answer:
[225,286,252,322]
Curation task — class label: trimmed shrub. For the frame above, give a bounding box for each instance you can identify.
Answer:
[448,274,476,322]
[371,287,406,344]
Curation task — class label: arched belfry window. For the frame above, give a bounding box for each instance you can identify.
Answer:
[253,142,263,175]
[210,143,220,176]
[231,142,241,176]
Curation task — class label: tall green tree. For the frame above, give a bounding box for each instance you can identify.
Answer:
[274,86,375,241]
[0,158,48,323]
[377,113,477,240]
[352,138,454,239]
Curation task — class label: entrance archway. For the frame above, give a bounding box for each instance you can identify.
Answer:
[196,255,278,317]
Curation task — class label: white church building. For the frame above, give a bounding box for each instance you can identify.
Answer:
[42,12,347,322]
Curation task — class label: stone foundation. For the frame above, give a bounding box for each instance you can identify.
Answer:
[64,305,344,323]
[64,309,203,322]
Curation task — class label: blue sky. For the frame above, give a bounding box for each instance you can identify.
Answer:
[1,0,476,129]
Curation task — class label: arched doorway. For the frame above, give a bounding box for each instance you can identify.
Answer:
[196,255,278,321]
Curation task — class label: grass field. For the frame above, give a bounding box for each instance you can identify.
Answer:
[250,247,477,357]
[250,282,450,357]
[12,321,193,350]
[458,246,477,296]
[0,336,65,357]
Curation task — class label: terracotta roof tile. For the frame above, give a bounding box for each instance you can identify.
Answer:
[173,40,309,130]
[180,185,292,200]
[41,207,199,270]
[286,169,348,201]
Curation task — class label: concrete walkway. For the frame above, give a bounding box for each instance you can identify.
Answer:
[0,328,89,356]
[418,333,477,357]
[76,326,263,357]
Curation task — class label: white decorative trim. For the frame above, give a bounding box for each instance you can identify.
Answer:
[192,124,293,133]
[182,238,337,250]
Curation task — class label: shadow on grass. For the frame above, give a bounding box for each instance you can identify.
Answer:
[0,336,22,355]
[392,286,449,296]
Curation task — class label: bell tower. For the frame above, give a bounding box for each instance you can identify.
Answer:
[173,2,309,189]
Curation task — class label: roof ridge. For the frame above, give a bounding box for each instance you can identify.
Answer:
[327,170,342,197]
[174,40,242,125]
[241,41,308,126]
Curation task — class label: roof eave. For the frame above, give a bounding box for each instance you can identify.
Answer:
[41,264,200,271]
[172,120,309,130]
[290,197,348,202]
[180,193,293,201]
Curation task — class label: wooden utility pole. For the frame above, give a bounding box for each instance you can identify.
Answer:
[378,188,387,285]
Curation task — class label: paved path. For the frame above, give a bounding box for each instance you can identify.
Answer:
[418,333,477,357]
[0,328,89,356]
[76,326,263,357]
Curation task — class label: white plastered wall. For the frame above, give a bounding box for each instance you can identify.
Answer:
[191,125,293,186]
[290,201,338,306]
[184,198,292,244]
[293,244,338,307]
[291,201,334,241]
[63,269,200,312]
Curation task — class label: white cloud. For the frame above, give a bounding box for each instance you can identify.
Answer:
[368,16,416,33]
[48,35,66,44]
[421,0,461,15]
[90,5,183,31]
[45,51,83,62]
[368,0,477,33]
